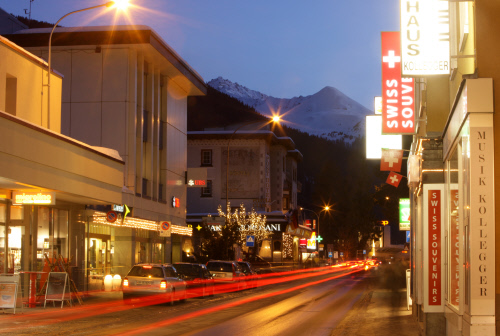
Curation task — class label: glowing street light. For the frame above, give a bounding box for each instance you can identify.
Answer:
[300,206,331,254]
[47,1,129,129]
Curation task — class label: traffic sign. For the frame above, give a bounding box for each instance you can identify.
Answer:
[160,221,172,237]
[246,235,255,247]
[106,211,118,223]
[328,252,333,258]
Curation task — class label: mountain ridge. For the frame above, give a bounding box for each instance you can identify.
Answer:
[207,77,372,143]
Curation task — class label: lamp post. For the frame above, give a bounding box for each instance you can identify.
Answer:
[225,116,280,214]
[47,0,129,129]
[300,206,330,256]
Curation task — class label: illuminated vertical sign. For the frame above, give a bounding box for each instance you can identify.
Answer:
[399,198,411,231]
[428,189,441,306]
[381,32,415,134]
[401,0,450,76]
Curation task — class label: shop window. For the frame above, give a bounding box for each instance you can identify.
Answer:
[201,150,212,166]
[259,240,272,258]
[10,205,23,220]
[37,208,69,271]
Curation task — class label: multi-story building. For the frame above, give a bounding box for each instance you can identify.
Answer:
[0,33,124,297]
[401,2,500,335]
[186,125,308,263]
[5,25,206,291]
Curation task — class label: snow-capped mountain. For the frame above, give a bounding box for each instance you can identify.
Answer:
[208,77,373,143]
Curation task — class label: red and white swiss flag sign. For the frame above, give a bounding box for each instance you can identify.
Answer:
[386,171,403,188]
[380,149,404,172]
[381,32,415,134]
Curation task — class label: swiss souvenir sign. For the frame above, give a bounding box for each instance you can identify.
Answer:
[381,31,415,134]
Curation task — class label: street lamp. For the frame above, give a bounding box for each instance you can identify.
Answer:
[225,116,281,214]
[300,206,330,252]
[47,0,129,129]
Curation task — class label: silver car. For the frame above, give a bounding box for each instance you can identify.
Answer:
[122,263,187,304]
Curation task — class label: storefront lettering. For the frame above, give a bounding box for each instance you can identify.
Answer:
[428,189,441,305]
[473,129,493,299]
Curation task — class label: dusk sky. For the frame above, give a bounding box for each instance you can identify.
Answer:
[1,0,400,110]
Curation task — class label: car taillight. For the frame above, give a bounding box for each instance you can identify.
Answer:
[123,278,129,287]
[160,280,167,289]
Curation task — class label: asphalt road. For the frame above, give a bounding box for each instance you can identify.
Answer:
[0,266,372,336]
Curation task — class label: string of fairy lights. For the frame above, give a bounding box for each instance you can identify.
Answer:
[91,211,192,236]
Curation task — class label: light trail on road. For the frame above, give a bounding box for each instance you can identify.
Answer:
[117,268,364,336]
[0,265,367,334]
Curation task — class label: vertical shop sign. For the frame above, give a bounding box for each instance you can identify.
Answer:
[469,127,495,315]
[400,0,450,76]
[427,189,442,306]
[381,31,415,134]
[450,189,459,306]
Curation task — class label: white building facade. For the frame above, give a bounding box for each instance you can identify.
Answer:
[6,25,206,290]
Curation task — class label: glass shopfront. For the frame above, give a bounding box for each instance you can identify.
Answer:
[445,118,470,312]
[36,207,69,271]
[85,223,112,291]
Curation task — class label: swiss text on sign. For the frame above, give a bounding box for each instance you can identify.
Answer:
[381,31,415,134]
[428,190,441,306]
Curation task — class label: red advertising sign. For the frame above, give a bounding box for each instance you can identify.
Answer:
[381,32,415,134]
[428,189,441,305]
[450,190,459,306]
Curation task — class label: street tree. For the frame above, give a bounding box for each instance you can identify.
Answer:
[218,203,269,249]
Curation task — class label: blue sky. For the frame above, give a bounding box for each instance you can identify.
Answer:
[1,0,400,109]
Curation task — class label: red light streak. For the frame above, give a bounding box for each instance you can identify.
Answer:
[119,267,362,335]
[1,265,361,334]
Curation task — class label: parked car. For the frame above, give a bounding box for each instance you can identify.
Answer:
[122,263,187,305]
[237,261,259,288]
[242,254,272,273]
[206,260,246,290]
[173,262,215,297]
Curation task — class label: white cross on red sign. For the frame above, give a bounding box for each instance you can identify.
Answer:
[381,32,415,135]
[383,50,401,68]
[386,171,403,188]
[380,149,404,172]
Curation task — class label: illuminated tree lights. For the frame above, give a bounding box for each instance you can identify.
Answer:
[217,203,269,247]
[282,233,293,259]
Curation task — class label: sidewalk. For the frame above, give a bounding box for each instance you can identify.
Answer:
[0,290,124,315]
[331,287,420,336]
